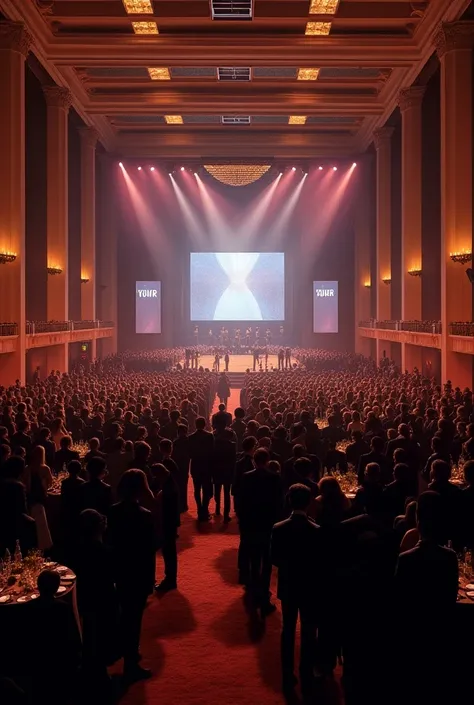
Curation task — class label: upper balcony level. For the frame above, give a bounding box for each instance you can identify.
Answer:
[0,320,115,354]
[358,321,474,354]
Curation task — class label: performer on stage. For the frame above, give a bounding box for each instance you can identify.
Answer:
[194,325,199,345]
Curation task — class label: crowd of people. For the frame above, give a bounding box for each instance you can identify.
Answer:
[0,350,472,704]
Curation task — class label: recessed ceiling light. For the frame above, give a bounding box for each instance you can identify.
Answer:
[289,116,307,125]
[122,0,153,14]
[309,0,340,14]
[305,22,332,36]
[165,115,183,124]
[148,68,170,80]
[132,21,159,35]
[297,68,320,81]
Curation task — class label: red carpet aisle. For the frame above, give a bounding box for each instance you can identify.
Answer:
[115,389,344,705]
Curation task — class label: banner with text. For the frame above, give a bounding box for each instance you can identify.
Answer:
[136,281,162,334]
[313,281,338,333]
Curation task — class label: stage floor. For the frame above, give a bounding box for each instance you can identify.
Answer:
[199,354,280,372]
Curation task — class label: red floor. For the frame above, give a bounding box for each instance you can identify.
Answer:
[115,391,344,705]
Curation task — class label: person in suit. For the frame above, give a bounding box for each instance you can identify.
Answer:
[382,463,415,525]
[0,479,37,556]
[211,403,232,432]
[357,436,391,485]
[79,457,112,517]
[224,352,230,372]
[462,460,474,548]
[428,459,462,548]
[237,448,283,615]
[150,464,180,592]
[233,435,257,583]
[172,424,190,513]
[53,435,80,474]
[272,484,322,694]
[345,432,370,468]
[33,427,56,469]
[107,470,156,682]
[217,373,231,407]
[212,427,236,522]
[187,417,214,521]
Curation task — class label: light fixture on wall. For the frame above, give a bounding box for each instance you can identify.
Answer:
[382,277,391,285]
[408,268,422,277]
[47,266,63,276]
[450,251,472,265]
[363,281,371,289]
[80,277,90,284]
[0,252,17,264]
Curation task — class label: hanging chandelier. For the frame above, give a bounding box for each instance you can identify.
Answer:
[203,164,271,187]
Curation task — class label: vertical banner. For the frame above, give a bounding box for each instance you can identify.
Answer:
[136,281,161,333]
[313,281,338,333]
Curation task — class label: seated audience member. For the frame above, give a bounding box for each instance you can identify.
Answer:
[26,570,81,705]
[357,436,391,485]
[462,459,474,548]
[53,435,79,474]
[314,476,351,527]
[324,440,348,475]
[428,459,462,547]
[84,437,106,463]
[271,484,322,695]
[107,470,156,682]
[79,457,112,517]
[353,462,384,518]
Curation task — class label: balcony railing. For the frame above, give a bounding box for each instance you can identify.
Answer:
[359,320,442,334]
[0,323,18,336]
[449,322,474,337]
[25,320,115,334]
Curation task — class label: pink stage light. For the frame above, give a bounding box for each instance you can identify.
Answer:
[318,166,323,170]
[137,166,142,171]
[333,166,337,171]
[180,167,185,172]
[119,162,124,168]
[292,167,296,172]
[150,166,155,171]
[352,162,357,167]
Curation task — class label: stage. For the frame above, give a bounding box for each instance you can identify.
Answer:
[199,354,281,372]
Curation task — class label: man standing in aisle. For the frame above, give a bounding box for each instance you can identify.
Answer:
[188,417,214,521]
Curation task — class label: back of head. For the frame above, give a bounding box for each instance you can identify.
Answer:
[1,456,25,481]
[134,440,151,463]
[287,483,311,512]
[118,468,147,501]
[87,456,106,481]
[393,447,408,465]
[177,423,188,437]
[292,444,305,459]
[234,407,245,420]
[67,459,82,477]
[79,508,105,540]
[398,424,410,438]
[393,462,410,483]
[60,435,72,450]
[431,458,451,483]
[294,457,312,479]
[365,462,381,483]
[37,569,60,599]
[195,417,206,431]
[159,438,172,455]
[254,448,270,468]
[371,436,384,453]
[242,436,257,453]
[218,404,225,412]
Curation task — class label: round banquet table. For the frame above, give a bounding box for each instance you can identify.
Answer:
[0,562,81,682]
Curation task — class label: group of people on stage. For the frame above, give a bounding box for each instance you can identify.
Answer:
[192,325,285,351]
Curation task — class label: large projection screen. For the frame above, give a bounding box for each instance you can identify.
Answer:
[313,281,339,333]
[190,252,285,321]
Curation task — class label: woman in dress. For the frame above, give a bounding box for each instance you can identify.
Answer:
[24,445,53,551]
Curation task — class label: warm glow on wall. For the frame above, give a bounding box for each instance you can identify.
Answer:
[132,21,159,34]
[305,22,332,35]
[408,268,422,277]
[123,0,153,13]
[309,0,340,13]
[363,280,371,289]
[165,115,183,124]
[382,276,391,285]
[148,68,170,80]
[289,116,307,124]
[297,68,320,81]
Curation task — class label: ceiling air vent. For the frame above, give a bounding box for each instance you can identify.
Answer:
[221,116,251,124]
[218,67,251,81]
[210,1,253,20]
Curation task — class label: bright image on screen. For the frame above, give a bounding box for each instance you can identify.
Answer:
[190,252,285,321]
[313,281,339,333]
[136,281,161,333]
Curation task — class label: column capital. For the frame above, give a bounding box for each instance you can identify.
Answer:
[373,127,394,151]
[435,22,474,60]
[0,21,33,58]
[398,86,426,112]
[79,126,100,148]
[43,85,73,111]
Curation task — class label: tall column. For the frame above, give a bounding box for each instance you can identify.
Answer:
[80,127,98,358]
[436,23,474,387]
[399,86,425,372]
[374,127,394,363]
[43,85,72,373]
[97,154,118,357]
[354,154,373,357]
[0,22,32,385]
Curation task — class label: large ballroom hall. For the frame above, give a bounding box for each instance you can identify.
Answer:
[1,1,474,705]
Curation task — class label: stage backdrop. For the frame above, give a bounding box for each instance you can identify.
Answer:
[115,164,356,351]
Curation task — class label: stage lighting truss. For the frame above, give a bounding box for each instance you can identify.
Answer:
[203,164,271,186]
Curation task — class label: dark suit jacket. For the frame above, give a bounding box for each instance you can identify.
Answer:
[237,467,283,532]
[271,513,322,602]
[232,453,254,496]
[188,429,214,476]
[79,479,112,517]
[395,540,458,609]
[212,436,236,484]
[107,500,156,596]
[357,450,392,485]
[54,448,80,473]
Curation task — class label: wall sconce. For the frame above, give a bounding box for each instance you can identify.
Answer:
[47,266,63,276]
[80,277,90,284]
[450,252,472,265]
[408,269,422,277]
[0,252,17,264]
[363,281,371,289]
[382,277,391,285]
